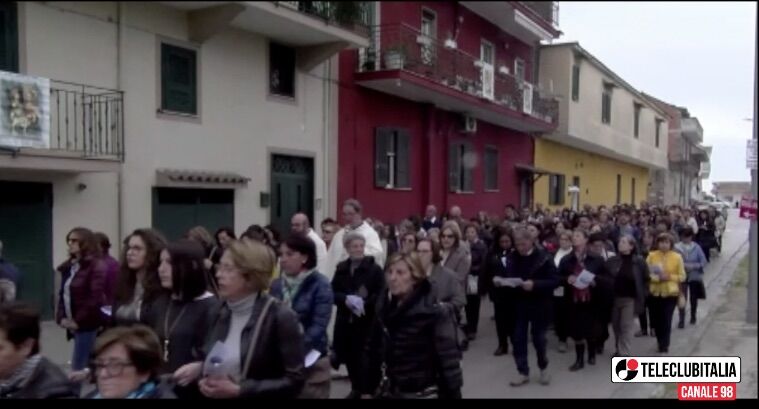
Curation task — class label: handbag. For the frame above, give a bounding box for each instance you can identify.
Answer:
[240,296,276,377]
[466,275,479,295]
[677,294,687,309]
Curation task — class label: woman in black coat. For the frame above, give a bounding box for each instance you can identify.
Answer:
[463,224,489,340]
[605,235,650,357]
[695,210,717,263]
[558,230,613,371]
[331,231,385,399]
[485,228,516,356]
[361,253,463,399]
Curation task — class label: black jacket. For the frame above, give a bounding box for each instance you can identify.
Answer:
[363,280,463,399]
[558,252,614,323]
[606,254,651,315]
[331,256,385,365]
[203,293,305,398]
[503,248,560,314]
[0,357,78,399]
[482,249,513,301]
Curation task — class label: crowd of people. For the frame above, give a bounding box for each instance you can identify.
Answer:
[0,199,727,399]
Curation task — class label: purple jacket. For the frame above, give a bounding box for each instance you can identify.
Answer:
[56,257,107,331]
[102,255,120,306]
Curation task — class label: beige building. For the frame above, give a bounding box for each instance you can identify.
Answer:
[0,1,368,317]
[534,42,668,209]
[712,181,752,206]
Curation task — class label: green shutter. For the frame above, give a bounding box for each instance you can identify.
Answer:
[395,129,411,188]
[0,2,19,72]
[484,147,498,190]
[462,143,473,192]
[571,65,580,101]
[374,128,392,188]
[161,43,197,115]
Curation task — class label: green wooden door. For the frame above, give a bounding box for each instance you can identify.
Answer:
[152,188,234,242]
[0,181,53,318]
[0,2,19,72]
[270,155,314,240]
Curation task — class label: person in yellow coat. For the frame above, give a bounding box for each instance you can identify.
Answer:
[646,233,686,353]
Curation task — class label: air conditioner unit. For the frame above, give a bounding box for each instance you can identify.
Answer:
[460,115,477,134]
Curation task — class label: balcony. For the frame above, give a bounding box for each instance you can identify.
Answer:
[161,2,370,47]
[459,2,560,44]
[0,77,123,173]
[680,117,703,143]
[354,24,559,133]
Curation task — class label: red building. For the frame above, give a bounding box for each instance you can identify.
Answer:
[338,2,561,222]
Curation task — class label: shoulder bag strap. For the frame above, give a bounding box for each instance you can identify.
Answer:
[240,296,276,377]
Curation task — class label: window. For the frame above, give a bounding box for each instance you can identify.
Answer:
[601,82,613,124]
[0,2,19,72]
[420,9,437,65]
[633,103,642,138]
[269,42,296,98]
[161,43,197,115]
[655,118,663,147]
[631,177,636,205]
[548,174,565,205]
[571,64,580,101]
[449,141,474,193]
[616,174,622,204]
[375,127,411,189]
[484,146,499,191]
[514,58,526,83]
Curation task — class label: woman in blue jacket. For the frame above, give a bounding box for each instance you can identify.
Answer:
[674,227,707,328]
[270,234,334,399]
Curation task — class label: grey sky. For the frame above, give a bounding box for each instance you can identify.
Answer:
[556,1,756,193]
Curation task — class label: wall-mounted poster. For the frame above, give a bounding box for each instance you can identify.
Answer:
[0,71,50,149]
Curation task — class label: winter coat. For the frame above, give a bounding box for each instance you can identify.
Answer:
[428,264,466,310]
[0,357,78,399]
[56,257,107,332]
[503,248,560,316]
[674,242,708,282]
[605,254,651,315]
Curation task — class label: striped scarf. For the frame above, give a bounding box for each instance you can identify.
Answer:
[0,354,42,395]
[282,270,314,307]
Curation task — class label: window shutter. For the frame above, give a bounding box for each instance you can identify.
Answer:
[395,130,411,188]
[449,142,461,192]
[374,128,392,188]
[462,143,473,192]
[571,65,580,101]
[0,2,19,72]
[161,44,197,114]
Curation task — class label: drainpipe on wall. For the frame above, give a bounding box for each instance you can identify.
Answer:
[116,1,125,250]
[322,58,330,220]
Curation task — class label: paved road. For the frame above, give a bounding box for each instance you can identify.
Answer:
[330,209,750,398]
[38,210,750,399]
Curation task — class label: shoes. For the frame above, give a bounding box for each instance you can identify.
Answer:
[690,317,697,325]
[539,370,551,385]
[345,390,360,399]
[509,374,530,387]
[588,353,596,365]
[634,330,648,337]
[557,342,568,353]
[678,321,685,329]
[493,346,508,356]
[569,344,585,371]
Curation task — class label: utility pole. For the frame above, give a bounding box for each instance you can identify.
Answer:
[748,30,758,324]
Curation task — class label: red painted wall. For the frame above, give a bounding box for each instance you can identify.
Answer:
[336,2,538,223]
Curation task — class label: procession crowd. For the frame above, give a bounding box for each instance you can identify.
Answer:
[0,199,727,399]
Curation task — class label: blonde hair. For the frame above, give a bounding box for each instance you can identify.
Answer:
[225,238,277,291]
[386,252,427,283]
[186,226,214,252]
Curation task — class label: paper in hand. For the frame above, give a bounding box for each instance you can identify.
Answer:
[100,305,112,317]
[503,278,525,288]
[305,350,321,368]
[572,269,595,289]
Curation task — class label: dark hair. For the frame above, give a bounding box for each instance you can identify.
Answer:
[66,227,100,260]
[283,234,318,270]
[116,229,167,305]
[680,226,695,238]
[241,225,266,242]
[417,238,443,264]
[94,232,111,253]
[92,325,162,379]
[492,227,514,252]
[401,232,418,246]
[214,227,236,248]
[573,229,590,240]
[588,232,607,244]
[264,224,282,245]
[320,218,337,227]
[0,302,40,355]
[165,240,208,302]
[185,226,214,256]
[656,232,675,247]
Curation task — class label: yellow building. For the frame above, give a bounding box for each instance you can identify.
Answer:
[536,42,669,210]
[534,139,650,210]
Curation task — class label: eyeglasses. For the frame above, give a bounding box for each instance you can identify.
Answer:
[89,360,135,377]
[441,234,455,239]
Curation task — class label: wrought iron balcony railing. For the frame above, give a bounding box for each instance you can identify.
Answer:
[273,1,371,36]
[357,24,558,126]
[49,80,124,161]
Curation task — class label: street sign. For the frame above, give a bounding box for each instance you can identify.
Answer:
[748,139,757,169]
[739,196,757,220]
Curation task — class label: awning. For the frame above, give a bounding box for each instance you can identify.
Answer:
[514,163,555,175]
[156,168,250,189]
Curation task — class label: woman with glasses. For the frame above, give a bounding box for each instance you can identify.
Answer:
[56,227,108,376]
[399,232,418,256]
[416,239,466,311]
[440,222,471,298]
[113,229,168,327]
[141,239,219,398]
[87,325,175,399]
[173,238,305,398]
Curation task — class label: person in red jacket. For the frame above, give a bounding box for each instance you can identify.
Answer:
[56,227,107,373]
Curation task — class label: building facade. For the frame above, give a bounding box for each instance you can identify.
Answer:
[337,1,561,222]
[0,1,368,317]
[644,94,710,207]
[711,181,751,206]
[535,42,668,210]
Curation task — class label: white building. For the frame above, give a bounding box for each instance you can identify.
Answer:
[0,1,368,318]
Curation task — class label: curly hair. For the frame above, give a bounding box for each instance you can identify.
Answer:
[115,229,167,305]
